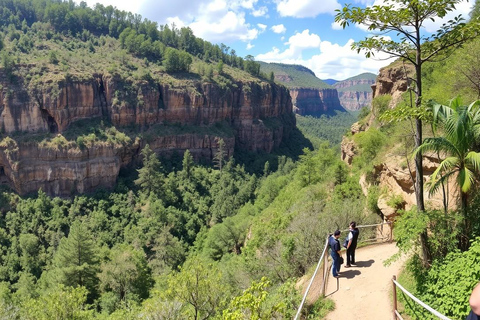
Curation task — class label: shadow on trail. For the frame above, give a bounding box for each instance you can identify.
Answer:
[340,269,361,279]
[353,259,375,268]
[326,277,340,297]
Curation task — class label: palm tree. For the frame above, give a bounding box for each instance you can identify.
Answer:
[415,98,480,248]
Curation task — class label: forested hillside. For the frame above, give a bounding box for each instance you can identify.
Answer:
[0,0,367,318]
[335,1,480,318]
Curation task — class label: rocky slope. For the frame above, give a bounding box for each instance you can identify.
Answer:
[0,69,295,196]
[259,62,345,116]
[333,73,376,111]
[341,64,457,222]
[289,88,344,116]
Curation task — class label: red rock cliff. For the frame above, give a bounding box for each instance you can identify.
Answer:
[0,70,294,196]
[289,88,344,115]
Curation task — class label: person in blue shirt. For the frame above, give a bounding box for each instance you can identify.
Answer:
[467,282,480,320]
[329,230,342,278]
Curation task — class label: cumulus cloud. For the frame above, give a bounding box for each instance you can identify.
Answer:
[246,43,254,50]
[257,23,267,32]
[275,0,341,18]
[271,24,287,34]
[137,0,262,43]
[251,6,268,17]
[257,35,394,80]
[350,0,472,33]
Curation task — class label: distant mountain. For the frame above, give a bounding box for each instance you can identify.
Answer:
[258,62,332,89]
[259,62,346,116]
[333,72,377,111]
[323,79,339,85]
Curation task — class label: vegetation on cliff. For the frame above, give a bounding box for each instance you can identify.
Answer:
[338,3,480,316]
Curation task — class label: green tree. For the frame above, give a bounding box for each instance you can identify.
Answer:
[99,244,153,308]
[135,144,164,195]
[336,0,479,264]
[165,257,224,320]
[20,285,93,320]
[51,220,99,299]
[415,98,480,247]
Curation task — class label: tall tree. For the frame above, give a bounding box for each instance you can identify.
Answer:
[415,98,480,248]
[213,139,227,171]
[51,220,99,299]
[135,144,164,195]
[336,0,479,265]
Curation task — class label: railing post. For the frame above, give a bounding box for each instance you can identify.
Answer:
[393,275,397,320]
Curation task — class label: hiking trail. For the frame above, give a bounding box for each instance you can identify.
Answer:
[307,242,406,319]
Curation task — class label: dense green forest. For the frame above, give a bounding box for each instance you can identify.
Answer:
[0,0,366,318]
[1,0,480,318]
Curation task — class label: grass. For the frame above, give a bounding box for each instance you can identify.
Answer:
[258,61,332,89]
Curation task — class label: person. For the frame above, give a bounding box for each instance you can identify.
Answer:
[329,230,342,278]
[345,221,359,268]
[467,282,480,320]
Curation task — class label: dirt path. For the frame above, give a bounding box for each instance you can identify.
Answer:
[323,242,406,319]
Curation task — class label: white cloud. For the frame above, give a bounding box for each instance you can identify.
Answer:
[276,0,341,18]
[252,6,268,17]
[331,21,343,30]
[257,23,267,32]
[288,29,321,49]
[271,24,287,34]
[257,37,394,80]
[136,0,262,44]
[247,43,254,50]
[352,0,472,33]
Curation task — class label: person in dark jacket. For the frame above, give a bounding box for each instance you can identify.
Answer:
[329,230,342,278]
[345,221,359,268]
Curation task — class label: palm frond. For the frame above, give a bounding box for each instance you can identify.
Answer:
[414,137,458,158]
[430,157,459,183]
[465,151,480,173]
[458,167,475,193]
[428,171,456,196]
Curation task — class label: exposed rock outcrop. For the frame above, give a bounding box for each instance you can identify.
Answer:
[371,63,414,108]
[334,76,376,111]
[0,69,295,196]
[289,88,344,115]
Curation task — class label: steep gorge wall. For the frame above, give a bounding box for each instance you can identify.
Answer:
[289,88,344,115]
[334,78,375,111]
[341,64,457,222]
[0,70,294,196]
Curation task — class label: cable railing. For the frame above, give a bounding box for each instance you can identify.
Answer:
[294,222,392,320]
[392,275,452,320]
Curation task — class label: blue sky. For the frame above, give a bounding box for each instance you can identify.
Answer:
[77,0,474,80]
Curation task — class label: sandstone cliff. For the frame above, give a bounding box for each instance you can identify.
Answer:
[341,63,456,222]
[289,88,344,116]
[0,69,295,196]
[371,63,413,108]
[333,73,376,111]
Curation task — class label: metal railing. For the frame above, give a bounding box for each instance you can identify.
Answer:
[294,222,392,320]
[392,275,452,320]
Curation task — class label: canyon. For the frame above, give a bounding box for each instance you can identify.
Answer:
[0,70,295,196]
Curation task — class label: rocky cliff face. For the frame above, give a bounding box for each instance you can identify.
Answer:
[341,63,456,221]
[371,64,413,108]
[0,70,294,196]
[289,88,344,115]
[334,76,375,111]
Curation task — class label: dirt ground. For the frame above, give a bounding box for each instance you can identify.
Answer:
[318,242,406,319]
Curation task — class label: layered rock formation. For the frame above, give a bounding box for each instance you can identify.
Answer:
[289,88,344,116]
[334,73,376,111]
[0,69,295,196]
[371,63,413,108]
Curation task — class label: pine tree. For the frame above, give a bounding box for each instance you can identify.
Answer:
[52,220,99,300]
[135,144,164,195]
